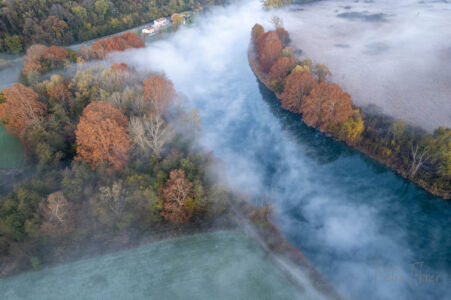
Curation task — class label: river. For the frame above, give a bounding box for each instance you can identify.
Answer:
[0,1,449,299]
[117,1,450,299]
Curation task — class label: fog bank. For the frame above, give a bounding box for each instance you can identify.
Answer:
[283,0,451,131]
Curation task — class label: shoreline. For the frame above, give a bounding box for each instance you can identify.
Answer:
[248,47,450,200]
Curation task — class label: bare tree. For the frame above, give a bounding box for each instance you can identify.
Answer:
[41,191,75,237]
[271,16,283,29]
[47,191,71,223]
[98,181,128,218]
[409,144,430,178]
[129,114,173,157]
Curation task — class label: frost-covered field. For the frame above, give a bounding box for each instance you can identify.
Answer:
[284,0,451,131]
[0,231,302,300]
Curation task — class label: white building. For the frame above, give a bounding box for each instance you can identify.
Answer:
[142,26,155,35]
[153,17,168,28]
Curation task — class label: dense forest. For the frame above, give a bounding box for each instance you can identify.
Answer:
[250,23,451,198]
[0,33,234,275]
[0,0,227,53]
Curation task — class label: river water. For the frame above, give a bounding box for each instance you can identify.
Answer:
[0,1,449,299]
[118,1,450,299]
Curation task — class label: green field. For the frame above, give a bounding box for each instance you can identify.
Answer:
[0,231,304,300]
[0,125,23,169]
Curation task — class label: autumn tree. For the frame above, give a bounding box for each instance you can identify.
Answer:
[121,32,145,48]
[47,76,73,109]
[0,84,47,136]
[269,56,295,82]
[256,31,283,72]
[23,59,42,75]
[333,109,365,143]
[252,24,265,43]
[99,67,130,93]
[40,191,75,238]
[143,75,177,115]
[111,63,131,73]
[282,46,295,60]
[280,71,316,113]
[25,44,48,61]
[161,169,194,224]
[314,64,332,82]
[301,82,353,132]
[42,46,68,66]
[79,45,92,60]
[299,59,311,71]
[428,127,451,177]
[91,36,129,59]
[42,16,70,42]
[91,33,144,59]
[263,0,292,9]
[276,27,290,47]
[75,101,130,171]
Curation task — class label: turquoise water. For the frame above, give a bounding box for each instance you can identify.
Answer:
[0,231,302,300]
[0,125,23,169]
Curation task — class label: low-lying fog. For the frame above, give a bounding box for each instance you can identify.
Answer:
[113,1,450,299]
[284,0,451,131]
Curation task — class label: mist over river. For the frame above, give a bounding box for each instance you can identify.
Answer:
[0,1,449,299]
[116,1,450,299]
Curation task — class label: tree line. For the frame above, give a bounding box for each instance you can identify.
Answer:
[20,32,145,85]
[251,23,450,198]
[0,0,226,54]
[0,32,233,275]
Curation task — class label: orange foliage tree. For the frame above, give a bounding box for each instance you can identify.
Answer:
[23,59,42,74]
[75,102,130,171]
[280,71,316,113]
[42,46,68,65]
[25,44,48,61]
[91,33,144,59]
[256,31,283,72]
[121,32,145,48]
[143,75,177,115]
[161,169,194,224]
[252,24,264,42]
[48,81,73,108]
[111,63,131,73]
[23,45,48,75]
[301,82,353,132]
[269,56,295,82]
[276,27,290,47]
[0,84,47,136]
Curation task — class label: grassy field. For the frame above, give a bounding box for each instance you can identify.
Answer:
[0,231,304,300]
[0,125,23,169]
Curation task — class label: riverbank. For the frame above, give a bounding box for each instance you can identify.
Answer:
[248,44,450,200]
